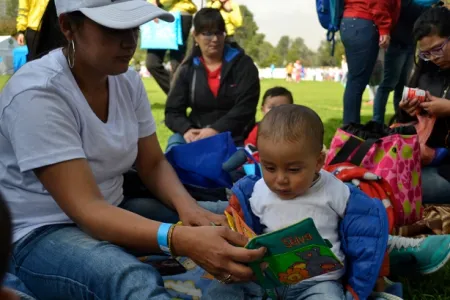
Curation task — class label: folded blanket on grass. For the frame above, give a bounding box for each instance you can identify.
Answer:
[393,205,450,237]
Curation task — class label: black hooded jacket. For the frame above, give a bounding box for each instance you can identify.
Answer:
[165,45,260,145]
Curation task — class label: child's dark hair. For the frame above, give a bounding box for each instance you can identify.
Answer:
[409,6,450,87]
[258,104,324,153]
[0,193,12,283]
[32,0,86,60]
[261,87,294,106]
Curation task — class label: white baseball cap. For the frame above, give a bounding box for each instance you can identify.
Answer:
[55,0,175,30]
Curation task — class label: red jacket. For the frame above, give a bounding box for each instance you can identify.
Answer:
[244,124,260,162]
[343,0,401,36]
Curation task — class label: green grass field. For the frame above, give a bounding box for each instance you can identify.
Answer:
[1,75,449,299]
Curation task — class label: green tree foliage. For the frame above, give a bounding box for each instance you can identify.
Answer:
[275,35,290,66]
[0,0,17,36]
[132,4,346,69]
[316,37,346,67]
[6,0,18,18]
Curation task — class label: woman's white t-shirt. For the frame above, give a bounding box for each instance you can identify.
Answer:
[0,49,156,242]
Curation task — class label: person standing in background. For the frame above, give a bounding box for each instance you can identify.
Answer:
[16,0,49,61]
[146,0,197,95]
[340,0,401,125]
[372,0,436,124]
[207,0,243,44]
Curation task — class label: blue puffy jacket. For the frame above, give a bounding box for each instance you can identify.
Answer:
[230,175,389,300]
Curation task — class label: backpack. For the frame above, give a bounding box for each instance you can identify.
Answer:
[324,163,395,234]
[316,0,345,56]
[325,122,423,227]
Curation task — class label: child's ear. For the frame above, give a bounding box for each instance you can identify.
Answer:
[315,151,325,173]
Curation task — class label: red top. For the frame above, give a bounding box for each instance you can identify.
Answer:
[244,124,260,162]
[200,57,222,97]
[343,0,401,36]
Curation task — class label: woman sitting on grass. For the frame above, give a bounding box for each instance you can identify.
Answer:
[399,5,450,204]
[0,0,265,299]
[164,8,260,148]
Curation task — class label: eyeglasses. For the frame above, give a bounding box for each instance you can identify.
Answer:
[418,37,450,61]
[200,31,226,40]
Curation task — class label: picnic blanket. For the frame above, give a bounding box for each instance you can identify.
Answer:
[142,256,217,300]
[392,205,450,237]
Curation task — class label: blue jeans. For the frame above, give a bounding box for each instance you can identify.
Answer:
[341,18,380,125]
[7,198,228,300]
[166,133,186,152]
[203,280,346,300]
[373,43,414,124]
[422,167,450,204]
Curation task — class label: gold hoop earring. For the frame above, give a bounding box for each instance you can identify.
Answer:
[67,40,75,69]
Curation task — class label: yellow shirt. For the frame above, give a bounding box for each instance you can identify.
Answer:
[16,0,49,32]
[206,1,243,36]
[155,0,197,14]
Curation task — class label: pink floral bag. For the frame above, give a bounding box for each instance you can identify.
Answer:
[326,127,423,227]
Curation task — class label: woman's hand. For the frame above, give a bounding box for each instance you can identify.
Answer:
[193,128,219,141]
[379,35,390,49]
[221,0,233,11]
[399,97,420,117]
[173,225,266,283]
[183,129,201,143]
[178,204,227,226]
[420,91,450,118]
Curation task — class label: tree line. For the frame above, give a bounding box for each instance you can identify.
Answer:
[0,1,345,68]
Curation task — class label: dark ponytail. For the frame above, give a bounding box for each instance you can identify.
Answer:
[409,6,450,87]
[32,0,85,60]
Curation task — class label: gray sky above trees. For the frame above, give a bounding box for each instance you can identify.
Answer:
[193,0,324,50]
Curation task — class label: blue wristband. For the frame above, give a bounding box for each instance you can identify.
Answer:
[157,223,173,255]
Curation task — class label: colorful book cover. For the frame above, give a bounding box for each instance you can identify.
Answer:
[241,218,344,289]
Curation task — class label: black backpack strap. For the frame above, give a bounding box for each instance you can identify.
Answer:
[349,138,380,166]
[329,136,362,165]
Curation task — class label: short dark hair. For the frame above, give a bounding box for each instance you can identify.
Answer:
[258,104,324,153]
[0,193,12,284]
[261,87,294,107]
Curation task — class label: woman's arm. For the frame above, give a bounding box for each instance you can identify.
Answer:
[226,1,243,28]
[370,0,399,36]
[209,56,260,136]
[165,66,196,135]
[35,159,165,252]
[35,157,265,283]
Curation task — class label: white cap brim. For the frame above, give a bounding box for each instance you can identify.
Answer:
[79,1,174,30]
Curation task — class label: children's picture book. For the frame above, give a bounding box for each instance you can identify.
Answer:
[225,214,343,289]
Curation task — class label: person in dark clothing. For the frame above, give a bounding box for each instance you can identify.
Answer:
[372,0,432,124]
[146,0,197,95]
[399,6,450,204]
[165,8,260,148]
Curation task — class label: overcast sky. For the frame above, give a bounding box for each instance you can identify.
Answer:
[192,0,325,50]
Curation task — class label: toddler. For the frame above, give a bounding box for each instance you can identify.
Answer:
[245,87,294,162]
[250,104,349,298]
[207,104,351,299]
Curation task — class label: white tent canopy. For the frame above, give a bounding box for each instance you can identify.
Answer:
[0,36,19,75]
